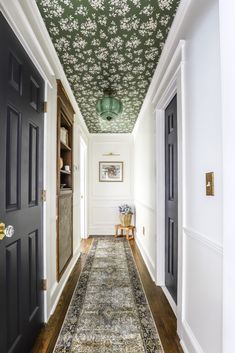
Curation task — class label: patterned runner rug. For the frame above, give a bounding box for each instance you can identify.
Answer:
[54,237,164,353]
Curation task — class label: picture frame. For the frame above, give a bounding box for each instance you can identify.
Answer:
[99,161,123,182]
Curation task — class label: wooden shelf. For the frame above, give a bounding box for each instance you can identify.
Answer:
[60,169,71,175]
[60,141,71,151]
[60,189,72,195]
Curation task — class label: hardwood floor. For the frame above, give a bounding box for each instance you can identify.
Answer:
[129,240,183,353]
[31,237,183,353]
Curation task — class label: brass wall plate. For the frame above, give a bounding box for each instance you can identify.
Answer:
[206,172,214,196]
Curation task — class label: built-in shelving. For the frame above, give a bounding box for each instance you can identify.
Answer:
[56,79,74,282]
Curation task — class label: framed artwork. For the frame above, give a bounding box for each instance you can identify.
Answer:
[99,161,123,182]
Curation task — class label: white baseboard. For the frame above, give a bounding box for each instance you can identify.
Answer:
[135,235,155,281]
[181,319,204,353]
[161,286,177,316]
[180,339,190,353]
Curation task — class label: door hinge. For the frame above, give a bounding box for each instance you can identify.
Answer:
[41,190,47,202]
[41,279,47,291]
[43,101,48,113]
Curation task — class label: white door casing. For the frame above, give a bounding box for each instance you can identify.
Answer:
[153,40,186,338]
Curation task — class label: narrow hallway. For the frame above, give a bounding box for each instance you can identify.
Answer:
[32,237,182,353]
[0,0,232,352]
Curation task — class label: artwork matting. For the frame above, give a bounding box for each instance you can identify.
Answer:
[99,161,123,182]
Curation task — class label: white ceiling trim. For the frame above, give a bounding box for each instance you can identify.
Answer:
[1,0,90,137]
[132,0,194,137]
[0,0,55,87]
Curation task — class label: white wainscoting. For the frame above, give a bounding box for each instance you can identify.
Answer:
[134,200,156,281]
[181,227,222,353]
[88,134,134,235]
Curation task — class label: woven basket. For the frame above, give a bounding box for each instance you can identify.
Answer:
[119,213,132,226]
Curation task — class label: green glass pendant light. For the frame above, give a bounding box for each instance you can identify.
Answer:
[96,88,123,121]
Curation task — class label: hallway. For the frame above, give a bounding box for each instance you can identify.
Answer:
[31,237,183,353]
[0,0,234,352]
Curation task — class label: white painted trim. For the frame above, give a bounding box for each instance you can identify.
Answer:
[133,0,193,136]
[135,236,155,281]
[89,197,133,201]
[184,227,223,255]
[180,340,190,353]
[162,286,177,316]
[80,136,88,239]
[154,41,186,339]
[50,248,81,316]
[42,82,49,322]
[20,0,89,137]
[0,1,54,87]
[181,320,205,353]
[135,199,155,213]
[90,133,133,138]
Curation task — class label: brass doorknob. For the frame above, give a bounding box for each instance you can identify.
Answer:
[0,223,5,240]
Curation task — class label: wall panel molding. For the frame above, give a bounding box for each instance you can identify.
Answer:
[135,199,155,212]
[184,227,223,255]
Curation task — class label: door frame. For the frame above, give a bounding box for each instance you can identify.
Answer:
[0,4,54,322]
[80,136,88,239]
[153,40,186,337]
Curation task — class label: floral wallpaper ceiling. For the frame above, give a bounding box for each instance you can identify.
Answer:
[37,0,180,133]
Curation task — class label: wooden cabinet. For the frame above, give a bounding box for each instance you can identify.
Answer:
[56,80,74,281]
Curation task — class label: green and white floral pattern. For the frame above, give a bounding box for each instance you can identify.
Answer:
[37,0,179,133]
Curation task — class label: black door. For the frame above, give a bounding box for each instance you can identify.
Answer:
[165,95,178,304]
[0,13,44,353]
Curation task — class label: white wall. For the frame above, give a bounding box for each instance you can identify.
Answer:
[133,0,223,352]
[219,1,235,352]
[89,134,133,235]
[133,103,156,279]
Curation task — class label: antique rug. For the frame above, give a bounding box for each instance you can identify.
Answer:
[54,237,164,353]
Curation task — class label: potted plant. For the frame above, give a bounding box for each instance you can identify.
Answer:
[119,204,133,226]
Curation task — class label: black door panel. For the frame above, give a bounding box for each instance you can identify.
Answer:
[165,95,178,304]
[0,13,44,353]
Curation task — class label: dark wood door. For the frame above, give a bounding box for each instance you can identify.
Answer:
[165,95,178,304]
[0,13,44,353]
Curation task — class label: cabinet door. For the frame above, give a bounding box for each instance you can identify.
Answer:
[57,193,73,279]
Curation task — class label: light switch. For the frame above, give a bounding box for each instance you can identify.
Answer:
[206,172,214,196]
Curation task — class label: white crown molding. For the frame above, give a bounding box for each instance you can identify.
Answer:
[152,40,185,108]
[20,0,89,137]
[132,0,193,136]
[90,133,133,138]
[0,0,55,87]
[184,227,223,255]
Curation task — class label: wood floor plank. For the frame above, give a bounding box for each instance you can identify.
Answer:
[129,239,183,353]
[31,237,183,353]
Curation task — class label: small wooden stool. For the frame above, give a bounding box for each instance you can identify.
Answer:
[114,224,135,240]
